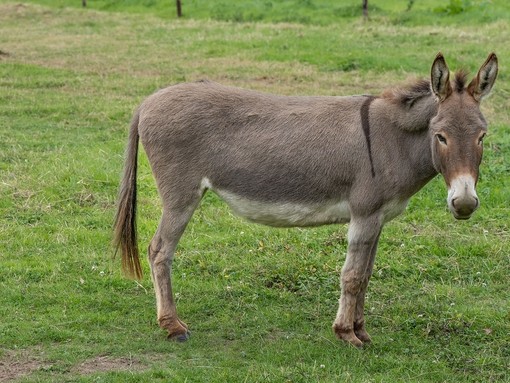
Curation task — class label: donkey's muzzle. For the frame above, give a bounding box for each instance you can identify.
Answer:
[447,174,479,220]
[450,195,479,220]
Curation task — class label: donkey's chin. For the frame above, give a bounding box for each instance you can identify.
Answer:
[449,206,476,220]
[452,212,473,220]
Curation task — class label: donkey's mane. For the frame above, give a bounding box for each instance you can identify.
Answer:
[383,79,432,107]
[453,69,469,93]
[383,70,470,107]
[382,79,431,107]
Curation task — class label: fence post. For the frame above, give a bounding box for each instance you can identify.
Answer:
[362,0,368,19]
[176,0,182,17]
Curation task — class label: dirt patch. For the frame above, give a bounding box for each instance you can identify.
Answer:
[0,348,49,383]
[73,355,145,375]
[0,348,147,382]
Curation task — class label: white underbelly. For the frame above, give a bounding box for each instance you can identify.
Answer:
[214,189,351,227]
[201,178,408,227]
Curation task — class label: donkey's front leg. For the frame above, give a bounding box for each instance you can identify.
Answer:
[353,228,381,344]
[333,215,382,347]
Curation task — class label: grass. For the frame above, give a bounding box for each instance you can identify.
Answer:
[13,0,510,26]
[0,0,509,382]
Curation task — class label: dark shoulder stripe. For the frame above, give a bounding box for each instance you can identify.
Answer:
[360,96,376,178]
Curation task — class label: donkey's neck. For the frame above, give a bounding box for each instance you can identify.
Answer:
[372,94,439,199]
[397,95,439,195]
[401,127,439,197]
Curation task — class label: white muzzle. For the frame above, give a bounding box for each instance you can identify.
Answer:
[447,174,479,220]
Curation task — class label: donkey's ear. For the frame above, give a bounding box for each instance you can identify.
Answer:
[431,52,452,102]
[468,53,498,102]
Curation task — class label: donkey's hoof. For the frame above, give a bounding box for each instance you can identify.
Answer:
[355,329,372,344]
[168,330,191,342]
[344,335,364,348]
[333,325,364,348]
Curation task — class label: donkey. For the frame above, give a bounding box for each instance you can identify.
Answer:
[114,53,498,347]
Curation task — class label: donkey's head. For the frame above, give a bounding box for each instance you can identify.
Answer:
[429,53,498,220]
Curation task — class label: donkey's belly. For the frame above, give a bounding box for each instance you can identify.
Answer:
[212,188,351,227]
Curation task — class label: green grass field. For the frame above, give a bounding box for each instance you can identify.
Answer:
[1,0,509,381]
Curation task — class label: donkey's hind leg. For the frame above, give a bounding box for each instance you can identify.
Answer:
[149,202,199,342]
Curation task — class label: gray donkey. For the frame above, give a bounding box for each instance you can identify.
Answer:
[114,53,498,347]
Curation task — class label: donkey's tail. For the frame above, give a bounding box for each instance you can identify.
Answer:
[113,108,143,280]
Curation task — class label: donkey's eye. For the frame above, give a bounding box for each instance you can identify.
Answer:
[436,134,447,145]
[478,133,486,145]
